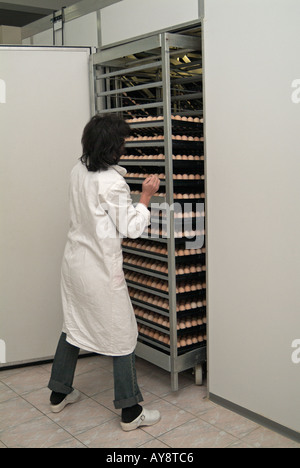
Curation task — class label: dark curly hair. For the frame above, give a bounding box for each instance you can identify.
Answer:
[80,114,130,172]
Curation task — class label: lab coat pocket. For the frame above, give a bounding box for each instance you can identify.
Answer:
[112,251,125,290]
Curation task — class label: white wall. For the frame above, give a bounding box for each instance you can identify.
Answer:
[204,0,300,433]
[101,0,199,46]
[23,12,99,47]
[0,26,22,45]
[23,0,200,47]
[0,47,91,364]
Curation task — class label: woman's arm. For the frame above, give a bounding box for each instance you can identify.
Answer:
[101,175,160,239]
[139,174,160,208]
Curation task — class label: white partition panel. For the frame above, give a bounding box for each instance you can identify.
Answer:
[101,0,200,46]
[0,47,91,365]
[204,0,300,433]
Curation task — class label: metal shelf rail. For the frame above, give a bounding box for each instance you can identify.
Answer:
[92,27,205,391]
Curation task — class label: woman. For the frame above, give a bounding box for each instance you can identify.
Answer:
[48,114,161,432]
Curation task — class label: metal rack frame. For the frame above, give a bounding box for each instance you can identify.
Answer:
[92,28,205,391]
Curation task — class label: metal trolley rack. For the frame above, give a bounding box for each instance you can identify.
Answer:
[92,25,205,390]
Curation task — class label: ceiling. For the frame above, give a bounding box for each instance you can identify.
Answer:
[0,0,78,27]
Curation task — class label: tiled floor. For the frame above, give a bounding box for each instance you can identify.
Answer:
[0,354,299,448]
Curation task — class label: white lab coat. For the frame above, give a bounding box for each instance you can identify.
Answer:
[61,161,150,356]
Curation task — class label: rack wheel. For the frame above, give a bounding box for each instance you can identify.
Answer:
[194,364,203,386]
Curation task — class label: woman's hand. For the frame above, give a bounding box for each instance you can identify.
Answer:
[140,174,160,207]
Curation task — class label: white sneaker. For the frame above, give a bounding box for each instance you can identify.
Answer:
[50,389,81,413]
[120,407,161,432]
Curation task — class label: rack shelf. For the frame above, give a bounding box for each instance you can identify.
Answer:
[93,29,205,391]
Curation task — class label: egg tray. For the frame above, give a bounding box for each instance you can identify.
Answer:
[120,158,204,168]
[176,307,206,321]
[125,178,205,189]
[123,256,205,273]
[129,295,170,314]
[124,251,205,265]
[130,294,207,317]
[123,263,168,278]
[176,289,206,301]
[135,310,206,331]
[136,315,170,332]
[148,217,205,232]
[122,239,205,255]
[126,279,206,302]
[144,228,205,241]
[126,278,207,299]
[125,279,168,297]
[128,118,203,133]
[125,140,203,150]
[137,335,170,354]
[124,264,206,288]
[137,315,206,337]
[177,340,206,356]
[124,268,205,283]
[177,323,207,337]
[137,334,206,356]
[123,246,205,264]
[122,245,168,260]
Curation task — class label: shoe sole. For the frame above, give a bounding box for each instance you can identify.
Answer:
[121,413,161,432]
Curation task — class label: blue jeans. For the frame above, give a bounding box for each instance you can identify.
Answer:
[48,333,144,409]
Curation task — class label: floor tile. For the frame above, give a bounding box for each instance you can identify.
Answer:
[226,440,254,448]
[76,417,154,448]
[138,367,193,398]
[75,355,113,375]
[0,356,299,449]
[91,387,158,415]
[0,416,72,448]
[163,384,215,415]
[0,382,17,403]
[48,398,117,436]
[241,426,300,448]
[158,417,239,448]
[73,367,114,397]
[142,399,196,438]
[0,397,41,431]
[0,366,29,381]
[1,366,50,395]
[139,438,171,449]
[199,406,259,438]
[50,438,88,448]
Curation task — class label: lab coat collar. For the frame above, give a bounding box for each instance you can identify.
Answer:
[112,165,127,177]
